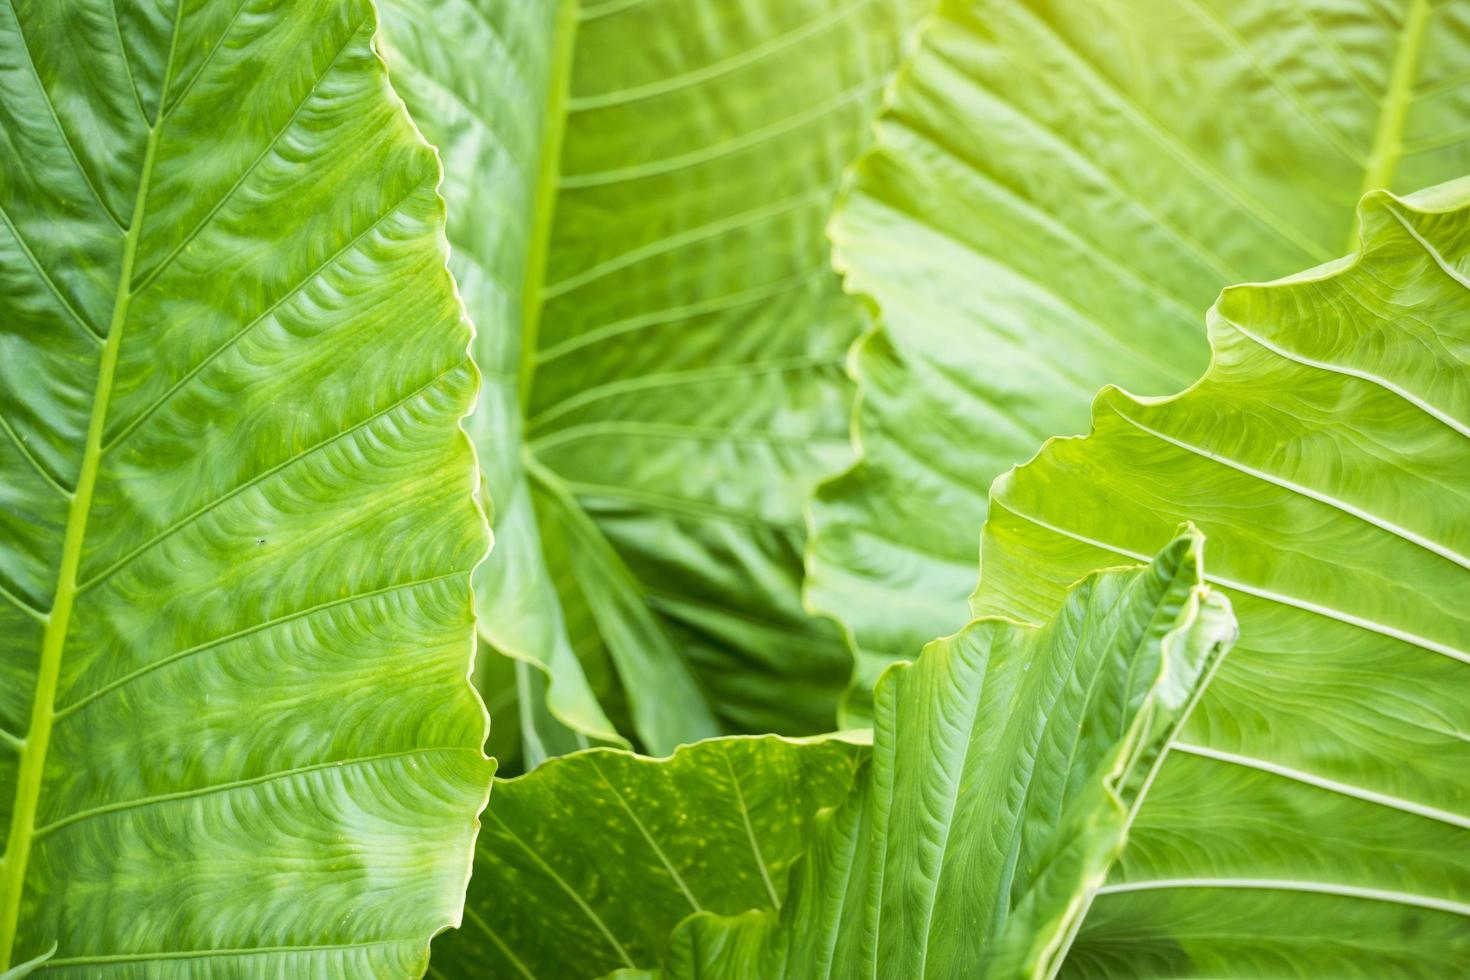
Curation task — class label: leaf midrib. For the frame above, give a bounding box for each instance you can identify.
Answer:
[516,0,579,413]
[1353,0,1430,249]
[501,12,800,742]
[0,15,179,965]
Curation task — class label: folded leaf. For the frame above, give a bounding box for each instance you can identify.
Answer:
[431,735,866,977]
[379,0,930,757]
[983,183,1470,974]
[660,531,1234,978]
[808,0,1470,714]
[0,1,491,972]
[433,534,1232,979]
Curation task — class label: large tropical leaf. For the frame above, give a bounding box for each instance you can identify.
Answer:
[808,0,1470,709]
[377,0,930,759]
[0,0,490,972]
[655,531,1234,978]
[980,182,1470,974]
[430,735,866,977]
[425,532,1234,978]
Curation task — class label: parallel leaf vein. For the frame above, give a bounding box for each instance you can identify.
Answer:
[78,364,459,594]
[32,747,476,839]
[484,814,636,968]
[103,175,432,453]
[129,12,369,296]
[52,572,463,722]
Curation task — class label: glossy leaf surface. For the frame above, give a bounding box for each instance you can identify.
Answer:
[658,532,1234,979]
[982,183,1470,975]
[0,0,491,972]
[431,735,866,977]
[809,0,1470,706]
[379,0,930,756]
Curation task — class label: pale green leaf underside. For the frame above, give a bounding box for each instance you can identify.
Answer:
[378,0,930,758]
[0,1,490,972]
[983,184,1470,975]
[657,532,1234,979]
[809,0,1470,709]
[429,735,866,978]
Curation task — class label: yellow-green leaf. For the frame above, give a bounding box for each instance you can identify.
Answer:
[985,182,1470,975]
[810,0,1470,715]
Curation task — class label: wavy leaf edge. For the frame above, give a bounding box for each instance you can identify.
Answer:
[978,175,1470,611]
[798,4,953,720]
[369,5,498,964]
[646,529,1235,978]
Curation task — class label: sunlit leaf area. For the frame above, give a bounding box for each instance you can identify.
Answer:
[2,0,1466,975]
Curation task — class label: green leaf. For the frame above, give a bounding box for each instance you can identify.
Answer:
[377,0,930,756]
[0,1,491,972]
[432,532,1231,979]
[657,531,1235,978]
[982,183,1470,974]
[0,944,53,980]
[430,734,867,977]
[808,0,1470,714]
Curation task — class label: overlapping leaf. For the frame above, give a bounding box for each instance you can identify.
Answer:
[810,0,1470,711]
[0,0,490,972]
[379,0,931,759]
[424,532,1234,978]
[431,735,866,977]
[982,183,1470,974]
[657,532,1234,978]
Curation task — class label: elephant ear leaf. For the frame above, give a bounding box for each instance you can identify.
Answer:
[376,0,931,757]
[431,735,867,977]
[982,181,1470,975]
[808,0,1470,714]
[0,1,490,972]
[661,531,1235,979]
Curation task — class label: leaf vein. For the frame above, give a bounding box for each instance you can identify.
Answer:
[32,747,476,840]
[128,11,369,295]
[588,756,704,913]
[51,573,463,722]
[77,364,459,595]
[484,813,636,969]
[1172,742,1470,830]
[101,175,432,455]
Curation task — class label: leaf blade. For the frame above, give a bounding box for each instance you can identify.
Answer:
[983,183,1470,975]
[379,0,931,755]
[432,735,867,977]
[664,531,1236,978]
[808,0,1470,712]
[0,1,491,971]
